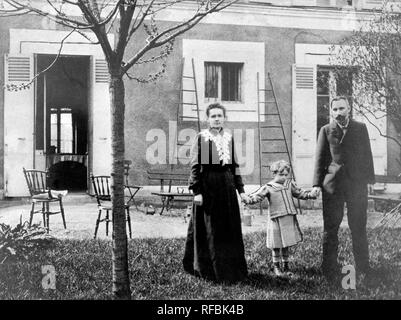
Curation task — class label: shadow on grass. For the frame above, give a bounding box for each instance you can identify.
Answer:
[246,267,322,289]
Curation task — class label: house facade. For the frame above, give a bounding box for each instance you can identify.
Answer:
[0,0,398,197]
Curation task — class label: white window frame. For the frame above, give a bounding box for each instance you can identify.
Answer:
[183,39,264,122]
[204,61,244,103]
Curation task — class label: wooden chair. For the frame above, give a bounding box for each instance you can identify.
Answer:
[90,173,136,239]
[123,160,142,209]
[23,167,67,233]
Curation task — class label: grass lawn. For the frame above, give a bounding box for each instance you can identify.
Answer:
[0,227,400,300]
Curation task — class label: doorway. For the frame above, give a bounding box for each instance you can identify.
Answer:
[35,55,90,191]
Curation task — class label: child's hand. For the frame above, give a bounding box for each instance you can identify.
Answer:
[309,186,321,198]
[240,193,251,205]
[250,194,263,203]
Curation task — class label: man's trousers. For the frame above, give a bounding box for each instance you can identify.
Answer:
[322,180,370,275]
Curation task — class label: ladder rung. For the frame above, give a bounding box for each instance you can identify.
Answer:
[179,116,199,119]
[260,125,282,128]
[183,76,194,79]
[182,89,196,92]
[262,151,288,154]
[260,113,279,116]
[261,138,285,141]
[180,102,198,105]
[258,101,276,105]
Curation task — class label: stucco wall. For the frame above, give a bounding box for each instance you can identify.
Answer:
[1,14,399,193]
[123,23,354,185]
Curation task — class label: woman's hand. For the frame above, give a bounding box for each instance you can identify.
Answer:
[193,194,203,206]
[240,193,251,205]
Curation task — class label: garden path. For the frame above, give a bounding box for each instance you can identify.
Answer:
[0,199,391,240]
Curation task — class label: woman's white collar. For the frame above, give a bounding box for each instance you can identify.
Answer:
[201,129,232,165]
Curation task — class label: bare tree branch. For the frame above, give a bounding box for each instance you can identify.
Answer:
[4,28,76,91]
[122,0,238,73]
[2,0,93,27]
[359,107,401,148]
[115,0,136,61]
[77,0,114,61]
[127,0,156,43]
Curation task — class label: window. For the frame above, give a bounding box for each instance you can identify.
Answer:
[204,62,243,102]
[50,107,75,154]
[316,66,354,135]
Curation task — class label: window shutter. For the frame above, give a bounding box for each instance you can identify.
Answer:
[292,64,317,186]
[4,54,35,196]
[7,56,31,82]
[90,56,111,176]
[95,59,109,83]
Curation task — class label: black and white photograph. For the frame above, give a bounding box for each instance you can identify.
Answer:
[0,0,400,309]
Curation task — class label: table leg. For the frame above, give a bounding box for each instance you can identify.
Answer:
[159,196,166,215]
[166,196,174,212]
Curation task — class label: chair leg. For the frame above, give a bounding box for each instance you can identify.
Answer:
[29,202,35,226]
[94,209,102,239]
[126,208,132,239]
[42,203,46,229]
[45,202,50,233]
[59,199,67,229]
[106,210,110,236]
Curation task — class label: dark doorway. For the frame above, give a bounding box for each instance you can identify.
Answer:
[48,161,87,191]
[36,55,90,191]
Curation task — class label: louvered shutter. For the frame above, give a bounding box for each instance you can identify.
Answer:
[4,54,35,196]
[292,64,317,186]
[90,57,111,176]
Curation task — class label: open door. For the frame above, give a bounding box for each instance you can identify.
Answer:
[4,54,35,197]
[292,64,317,186]
[89,57,111,178]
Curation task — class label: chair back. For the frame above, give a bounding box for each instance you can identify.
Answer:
[124,160,132,185]
[23,168,49,196]
[90,174,111,204]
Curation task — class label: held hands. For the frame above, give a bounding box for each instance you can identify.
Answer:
[193,194,203,206]
[310,186,321,198]
[240,193,251,205]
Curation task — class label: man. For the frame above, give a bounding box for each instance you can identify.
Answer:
[311,96,375,282]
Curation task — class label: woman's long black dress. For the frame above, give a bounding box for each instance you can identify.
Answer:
[183,129,248,283]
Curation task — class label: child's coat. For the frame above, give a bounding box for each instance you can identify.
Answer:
[250,180,314,249]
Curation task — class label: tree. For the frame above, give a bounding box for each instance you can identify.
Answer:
[330,1,401,152]
[0,0,237,299]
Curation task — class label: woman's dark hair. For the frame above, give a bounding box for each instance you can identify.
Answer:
[206,103,226,117]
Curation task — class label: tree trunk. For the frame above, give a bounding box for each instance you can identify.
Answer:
[109,70,131,299]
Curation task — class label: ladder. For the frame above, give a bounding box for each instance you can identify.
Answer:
[256,72,302,214]
[172,58,201,167]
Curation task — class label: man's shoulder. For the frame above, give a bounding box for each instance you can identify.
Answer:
[350,119,366,128]
[319,123,333,133]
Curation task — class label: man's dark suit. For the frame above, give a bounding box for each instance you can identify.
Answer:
[313,119,375,275]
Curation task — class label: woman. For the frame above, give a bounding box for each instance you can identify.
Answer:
[183,103,250,283]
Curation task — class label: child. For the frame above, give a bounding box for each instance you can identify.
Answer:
[247,160,316,277]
